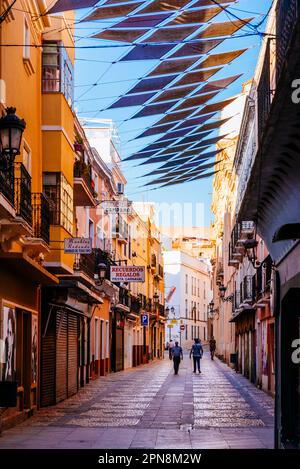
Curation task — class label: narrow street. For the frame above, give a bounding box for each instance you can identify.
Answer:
[0,352,274,449]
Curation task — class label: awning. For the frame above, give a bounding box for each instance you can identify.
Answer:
[127,74,179,94]
[171,90,219,111]
[131,101,177,119]
[105,12,172,28]
[198,74,242,93]
[191,0,236,6]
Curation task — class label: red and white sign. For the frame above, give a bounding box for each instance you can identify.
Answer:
[110,266,145,283]
[166,286,176,303]
[180,325,185,331]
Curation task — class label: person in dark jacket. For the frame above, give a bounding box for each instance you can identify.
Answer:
[209,336,216,360]
[190,338,203,374]
[171,342,183,375]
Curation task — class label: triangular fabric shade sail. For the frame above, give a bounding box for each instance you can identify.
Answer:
[123,148,166,161]
[160,170,218,187]
[171,90,219,112]
[190,0,236,7]
[156,128,213,142]
[163,159,221,177]
[174,133,228,149]
[140,153,182,165]
[151,84,199,103]
[92,29,150,43]
[81,3,143,21]
[120,44,175,61]
[168,39,224,59]
[171,66,222,87]
[108,91,156,109]
[134,123,178,139]
[143,156,215,176]
[139,143,196,162]
[133,114,213,141]
[168,7,222,25]
[197,97,238,115]
[195,18,254,39]
[147,165,214,187]
[165,113,217,131]
[158,148,222,169]
[106,13,172,28]
[138,0,192,14]
[148,53,209,78]
[48,0,98,14]
[131,101,178,118]
[174,130,216,146]
[131,90,218,119]
[200,116,233,131]
[127,74,178,94]
[170,146,221,160]
[104,0,145,4]
[198,74,242,93]
[141,26,200,45]
[154,109,197,126]
[197,49,248,69]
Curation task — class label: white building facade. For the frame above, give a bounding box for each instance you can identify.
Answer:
[163,250,212,350]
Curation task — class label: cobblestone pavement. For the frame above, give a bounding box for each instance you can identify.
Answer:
[0,352,274,449]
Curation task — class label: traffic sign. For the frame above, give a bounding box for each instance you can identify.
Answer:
[141,314,149,327]
[180,325,185,331]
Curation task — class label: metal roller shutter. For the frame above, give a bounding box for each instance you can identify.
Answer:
[67,314,78,397]
[56,310,67,403]
[41,310,56,407]
[115,328,124,372]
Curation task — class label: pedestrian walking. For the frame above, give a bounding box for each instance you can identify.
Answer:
[190,338,203,374]
[209,336,216,360]
[171,341,183,375]
[168,339,174,360]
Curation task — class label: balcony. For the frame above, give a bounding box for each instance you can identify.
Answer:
[113,217,129,244]
[131,296,141,315]
[158,304,165,317]
[230,221,256,265]
[14,163,32,227]
[256,255,272,303]
[32,193,50,245]
[276,0,299,82]
[73,159,96,207]
[228,242,240,268]
[0,165,15,218]
[138,293,147,310]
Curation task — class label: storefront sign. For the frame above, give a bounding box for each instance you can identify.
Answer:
[110,266,145,283]
[64,237,92,254]
[103,201,132,214]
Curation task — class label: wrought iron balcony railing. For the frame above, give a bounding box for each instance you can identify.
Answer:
[0,165,14,207]
[276,0,299,82]
[14,163,32,226]
[32,193,50,244]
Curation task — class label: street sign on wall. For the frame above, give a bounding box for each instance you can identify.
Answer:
[64,237,92,254]
[141,314,149,327]
[110,266,145,283]
[180,325,185,331]
[103,201,132,214]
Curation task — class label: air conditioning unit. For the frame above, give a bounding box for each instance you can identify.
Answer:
[117,183,124,195]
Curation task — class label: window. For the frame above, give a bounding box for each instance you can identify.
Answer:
[191,301,193,319]
[42,41,74,106]
[23,19,30,59]
[198,326,200,339]
[89,220,94,247]
[23,144,31,175]
[185,326,188,340]
[204,327,206,341]
[198,279,200,297]
[185,299,188,319]
[191,325,193,340]
[204,281,206,299]
[197,303,200,321]
[43,172,73,234]
[185,274,188,294]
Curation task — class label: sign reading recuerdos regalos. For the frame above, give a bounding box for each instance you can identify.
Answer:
[110,266,145,283]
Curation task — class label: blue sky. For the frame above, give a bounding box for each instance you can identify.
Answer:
[74,0,272,227]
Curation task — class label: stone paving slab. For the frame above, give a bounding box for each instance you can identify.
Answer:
[0,353,274,449]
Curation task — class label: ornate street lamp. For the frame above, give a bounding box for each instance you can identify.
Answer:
[219,284,234,303]
[94,262,107,285]
[0,107,26,171]
[208,300,219,319]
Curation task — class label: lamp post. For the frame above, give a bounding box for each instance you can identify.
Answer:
[0,107,26,171]
[219,284,234,303]
[94,262,107,285]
